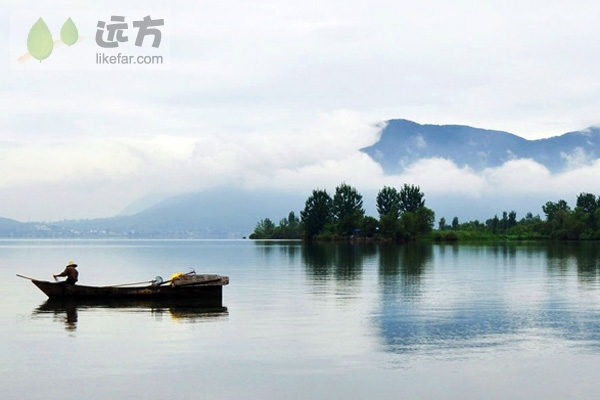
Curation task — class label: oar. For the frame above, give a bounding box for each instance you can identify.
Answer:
[17,274,62,282]
[102,274,181,287]
[16,274,36,281]
[101,280,155,288]
[17,274,63,283]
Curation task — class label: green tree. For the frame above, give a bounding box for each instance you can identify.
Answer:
[501,211,509,233]
[399,209,434,239]
[396,184,434,240]
[508,211,517,229]
[376,186,402,239]
[380,213,401,239]
[300,189,333,240]
[376,186,401,218]
[542,199,580,238]
[399,184,425,213]
[250,218,276,239]
[486,215,500,234]
[451,216,459,230]
[576,193,599,215]
[575,192,600,235]
[272,211,301,239]
[542,200,571,222]
[360,216,379,238]
[332,183,365,236]
[286,211,300,231]
[438,217,447,231]
[416,207,435,235]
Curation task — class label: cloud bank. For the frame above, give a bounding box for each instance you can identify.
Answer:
[4,0,600,221]
[2,108,600,222]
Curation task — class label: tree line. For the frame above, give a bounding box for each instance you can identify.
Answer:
[431,192,600,241]
[250,183,435,241]
[251,185,600,242]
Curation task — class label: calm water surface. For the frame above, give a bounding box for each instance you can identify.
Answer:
[2,240,600,399]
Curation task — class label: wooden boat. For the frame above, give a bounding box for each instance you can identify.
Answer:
[18,272,229,301]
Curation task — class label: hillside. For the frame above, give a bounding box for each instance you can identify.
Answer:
[48,189,306,239]
[3,119,600,238]
[361,119,600,173]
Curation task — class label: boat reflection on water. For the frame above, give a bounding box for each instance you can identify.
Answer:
[33,298,229,331]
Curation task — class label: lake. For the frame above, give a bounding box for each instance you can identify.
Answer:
[2,239,600,400]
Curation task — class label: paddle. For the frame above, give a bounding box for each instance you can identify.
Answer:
[101,279,155,288]
[102,276,172,288]
[17,274,61,282]
[16,274,36,281]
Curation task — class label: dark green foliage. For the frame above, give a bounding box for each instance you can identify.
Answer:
[451,216,459,230]
[250,218,276,239]
[250,212,302,239]
[332,183,365,236]
[272,211,301,239]
[437,194,600,241]
[399,184,425,213]
[379,213,401,240]
[438,217,447,231]
[400,207,435,240]
[376,186,401,218]
[574,192,600,237]
[252,185,600,242]
[306,182,432,241]
[576,192,599,215]
[360,216,379,238]
[482,210,517,235]
[486,215,500,234]
[376,186,402,239]
[432,231,459,242]
[508,211,517,229]
[542,200,570,222]
[301,189,333,240]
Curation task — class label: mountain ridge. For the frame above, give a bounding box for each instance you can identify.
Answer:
[3,119,600,238]
[0,189,306,239]
[361,119,600,173]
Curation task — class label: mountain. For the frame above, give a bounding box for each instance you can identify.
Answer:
[0,217,36,236]
[4,119,600,238]
[49,188,307,239]
[361,119,600,173]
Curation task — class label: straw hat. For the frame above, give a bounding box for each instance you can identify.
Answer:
[66,260,78,267]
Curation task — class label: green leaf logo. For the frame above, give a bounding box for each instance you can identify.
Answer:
[27,18,54,61]
[60,17,78,46]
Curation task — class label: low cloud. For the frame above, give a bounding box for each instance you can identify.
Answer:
[560,147,597,169]
[2,109,600,222]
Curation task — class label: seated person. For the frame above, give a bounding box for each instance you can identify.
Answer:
[53,261,78,284]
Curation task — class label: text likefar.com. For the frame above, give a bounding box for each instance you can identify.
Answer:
[95,52,164,64]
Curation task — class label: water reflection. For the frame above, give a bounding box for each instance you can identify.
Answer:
[254,240,301,256]
[303,242,377,280]
[379,243,432,280]
[376,243,600,357]
[292,241,600,356]
[545,241,600,285]
[33,299,228,332]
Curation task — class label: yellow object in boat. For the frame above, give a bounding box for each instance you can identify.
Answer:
[170,272,184,281]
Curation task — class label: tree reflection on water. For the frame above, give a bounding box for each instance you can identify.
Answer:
[302,242,378,281]
[302,241,600,356]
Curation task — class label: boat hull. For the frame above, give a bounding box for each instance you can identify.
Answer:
[32,276,228,303]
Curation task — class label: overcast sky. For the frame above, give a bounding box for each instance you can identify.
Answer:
[3,0,600,222]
